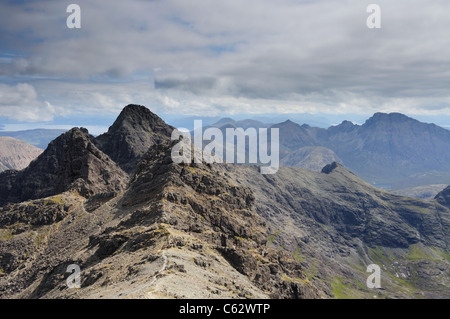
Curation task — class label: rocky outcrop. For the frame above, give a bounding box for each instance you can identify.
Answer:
[435,186,450,208]
[0,128,128,205]
[321,161,340,174]
[94,104,173,174]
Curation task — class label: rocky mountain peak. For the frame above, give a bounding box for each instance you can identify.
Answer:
[279,119,298,127]
[0,127,128,204]
[95,104,174,174]
[363,112,416,127]
[109,104,167,131]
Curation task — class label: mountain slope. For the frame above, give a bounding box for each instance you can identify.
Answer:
[435,186,450,208]
[94,104,173,174]
[0,140,321,299]
[271,120,318,150]
[0,137,43,172]
[223,163,450,298]
[280,146,342,171]
[0,128,128,205]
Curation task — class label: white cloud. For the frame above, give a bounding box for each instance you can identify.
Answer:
[0,83,59,121]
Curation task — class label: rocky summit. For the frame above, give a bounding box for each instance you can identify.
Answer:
[1,104,450,299]
[0,127,128,205]
[94,104,173,174]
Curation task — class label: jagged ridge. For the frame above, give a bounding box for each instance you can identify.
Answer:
[94,104,173,174]
[0,128,128,205]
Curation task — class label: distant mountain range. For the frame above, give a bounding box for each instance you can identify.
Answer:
[1,104,449,299]
[1,111,449,193]
[209,113,450,190]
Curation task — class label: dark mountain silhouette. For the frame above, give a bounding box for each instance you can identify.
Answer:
[328,113,450,186]
[94,104,173,174]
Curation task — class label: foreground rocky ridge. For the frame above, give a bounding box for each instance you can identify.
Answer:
[1,104,450,299]
[0,141,320,298]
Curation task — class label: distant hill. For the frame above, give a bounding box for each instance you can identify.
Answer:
[0,129,67,149]
[211,118,269,130]
[195,113,450,190]
[280,146,342,172]
[0,136,43,172]
[391,184,448,200]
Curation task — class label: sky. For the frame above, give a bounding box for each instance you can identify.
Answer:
[1,0,450,134]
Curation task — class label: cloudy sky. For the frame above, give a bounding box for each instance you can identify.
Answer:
[1,0,450,133]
